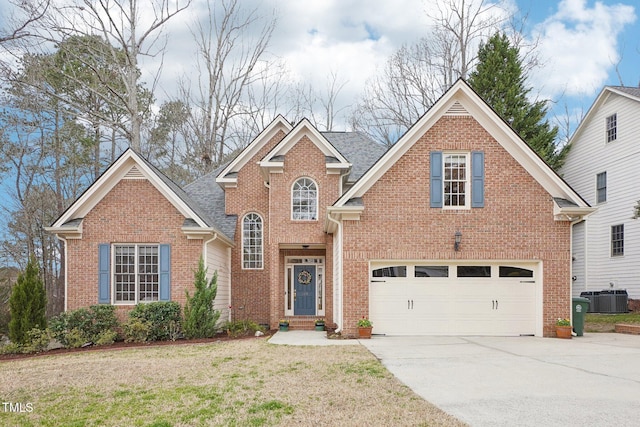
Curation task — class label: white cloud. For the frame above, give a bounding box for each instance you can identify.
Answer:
[530,0,636,99]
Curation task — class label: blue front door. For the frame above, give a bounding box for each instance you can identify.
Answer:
[294,265,316,315]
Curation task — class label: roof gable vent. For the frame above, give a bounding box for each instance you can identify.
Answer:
[124,165,145,179]
[444,101,470,116]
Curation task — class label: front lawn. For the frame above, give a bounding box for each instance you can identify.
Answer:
[585,312,640,332]
[0,338,464,426]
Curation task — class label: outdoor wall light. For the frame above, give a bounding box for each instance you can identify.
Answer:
[454,231,462,251]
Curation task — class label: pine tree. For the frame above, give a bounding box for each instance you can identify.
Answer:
[183,257,220,339]
[469,33,567,170]
[8,258,47,344]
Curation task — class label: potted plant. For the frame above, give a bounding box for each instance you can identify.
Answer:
[556,318,572,339]
[315,318,325,331]
[278,319,289,332]
[357,317,373,339]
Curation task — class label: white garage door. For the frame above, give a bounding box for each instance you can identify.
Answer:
[369,262,538,336]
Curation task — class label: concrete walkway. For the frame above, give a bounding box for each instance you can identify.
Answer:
[268,330,359,346]
[270,331,640,426]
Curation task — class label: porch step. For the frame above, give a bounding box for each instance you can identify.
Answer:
[615,323,640,335]
[283,317,323,331]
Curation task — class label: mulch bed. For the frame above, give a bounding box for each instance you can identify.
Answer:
[0,330,276,362]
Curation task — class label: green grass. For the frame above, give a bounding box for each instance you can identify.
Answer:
[585,312,640,324]
[0,338,464,427]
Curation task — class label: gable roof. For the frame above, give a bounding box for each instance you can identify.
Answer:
[569,85,640,144]
[333,79,592,219]
[46,149,233,245]
[216,115,292,188]
[258,118,351,179]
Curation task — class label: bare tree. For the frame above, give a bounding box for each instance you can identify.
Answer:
[180,0,275,172]
[41,0,191,151]
[351,0,510,145]
[0,0,50,45]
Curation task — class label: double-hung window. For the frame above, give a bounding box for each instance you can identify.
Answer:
[596,172,607,204]
[444,154,469,208]
[114,244,159,303]
[611,224,624,257]
[606,114,617,143]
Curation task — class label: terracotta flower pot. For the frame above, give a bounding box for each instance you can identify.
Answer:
[357,326,372,339]
[556,325,572,339]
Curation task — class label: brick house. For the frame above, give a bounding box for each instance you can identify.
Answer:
[47,80,593,337]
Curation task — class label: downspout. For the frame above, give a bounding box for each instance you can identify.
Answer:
[54,235,68,312]
[327,213,342,333]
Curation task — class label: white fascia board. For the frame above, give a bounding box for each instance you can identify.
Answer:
[553,204,597,222]
[335,82,464,206]
[181,228,235,246]
[53,149,209,229]
[336,80,589,209]
[216,115,292,185]
[262,118,350,164]
[325,205,364,233]
[43,224,83,239]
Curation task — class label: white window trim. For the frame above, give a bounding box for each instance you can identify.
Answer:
[112,243,160,305]
[606,113,617,143]
[443,152,470,210]
[595,171,607,204]
[611,224,624,257]
[291,177,319,221]
[242,212,264,270]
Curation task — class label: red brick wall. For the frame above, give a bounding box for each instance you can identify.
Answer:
[66,179,202,320]
[341,116,571,336]
[225,131,336,328]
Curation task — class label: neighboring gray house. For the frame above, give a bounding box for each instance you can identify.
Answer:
[562,86,640,304]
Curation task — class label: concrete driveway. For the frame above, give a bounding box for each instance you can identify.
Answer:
[361,333,640,427]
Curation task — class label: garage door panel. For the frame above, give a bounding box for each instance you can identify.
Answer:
[370,262,538,336]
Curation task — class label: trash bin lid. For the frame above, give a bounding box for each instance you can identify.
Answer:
[572,297,590,303]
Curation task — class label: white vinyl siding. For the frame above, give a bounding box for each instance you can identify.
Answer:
[562,90,640,298]
[206,239,231,325]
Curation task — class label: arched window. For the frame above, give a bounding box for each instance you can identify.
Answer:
[292,178,318,220]
[242,213,263,269]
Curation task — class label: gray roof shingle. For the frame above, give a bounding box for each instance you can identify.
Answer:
[138,154,237,241]
[609,86,640,99]
[322,131,387,181]
[183,163,237,240]
[182,131,385,239]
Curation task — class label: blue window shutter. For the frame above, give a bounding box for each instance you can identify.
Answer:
[98,244,110,304]
[430,151,443,208]
[471,151,485,208]
[159,244,171,301]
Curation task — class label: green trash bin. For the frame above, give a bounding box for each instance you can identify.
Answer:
[572,297,590,336]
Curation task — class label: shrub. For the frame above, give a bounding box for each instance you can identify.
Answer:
[224,320,264,338]
[123,318,151,343]
[22,328,52,353]
[49,305,119,348]
[183,257,220,339]
[9,259,47,344]
[129,301,181,341]
[95,329,118,346]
